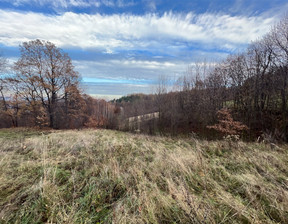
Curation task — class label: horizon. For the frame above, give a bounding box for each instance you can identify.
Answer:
[1,0,288,99]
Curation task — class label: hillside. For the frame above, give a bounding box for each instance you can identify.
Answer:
[0,129,287,223]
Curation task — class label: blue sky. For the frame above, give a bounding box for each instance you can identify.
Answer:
[0,0,287,99]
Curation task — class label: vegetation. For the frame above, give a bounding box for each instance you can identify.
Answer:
[0,40,119,130]
[114,15,288,140]
[1,7,288,224]
[0,128,287,223]
[207,108,249,138]
[112,94,142,103]
[2,16,288,141]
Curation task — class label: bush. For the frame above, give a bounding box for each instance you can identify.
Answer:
[207,108,248,140]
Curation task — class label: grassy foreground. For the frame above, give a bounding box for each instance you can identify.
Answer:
[0,129,287,223]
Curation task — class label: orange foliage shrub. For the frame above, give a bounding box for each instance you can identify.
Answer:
[207,108,248,137]
[84,116,107,128]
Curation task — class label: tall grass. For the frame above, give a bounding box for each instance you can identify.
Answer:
[0,128,287,223]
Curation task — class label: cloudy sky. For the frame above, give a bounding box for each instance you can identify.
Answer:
[0,0,287,99]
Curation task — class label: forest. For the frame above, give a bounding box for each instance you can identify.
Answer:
[1,16,288,142]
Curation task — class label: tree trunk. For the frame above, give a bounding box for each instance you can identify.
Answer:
[49,113,54,128]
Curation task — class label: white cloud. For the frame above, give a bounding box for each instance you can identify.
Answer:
[116,0,135,8]
[6,0,135,8]
[73,58,184,75]
[143,0,156,12]
[118,60,176,69]
[0,10,277,52]
[70,58,189,85]
[101,0,114,7]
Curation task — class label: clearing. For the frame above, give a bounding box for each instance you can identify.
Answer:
[0,128,287,223]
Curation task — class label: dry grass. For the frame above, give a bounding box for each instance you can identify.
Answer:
[0,128,287,223]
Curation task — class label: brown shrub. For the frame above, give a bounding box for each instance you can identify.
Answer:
[207,108,248,138]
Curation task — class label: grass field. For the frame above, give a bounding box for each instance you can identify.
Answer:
[0,128,287,223]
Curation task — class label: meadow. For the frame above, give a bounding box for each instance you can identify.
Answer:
[0,128,287,223]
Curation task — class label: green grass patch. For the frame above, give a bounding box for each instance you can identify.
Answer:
[0,128,287,223]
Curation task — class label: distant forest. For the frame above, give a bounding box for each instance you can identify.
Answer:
[1,16,288,141]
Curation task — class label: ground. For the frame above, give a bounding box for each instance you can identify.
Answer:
[0,128,287,223]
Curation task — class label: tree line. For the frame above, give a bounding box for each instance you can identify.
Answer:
[1,15,288,141]
[115,15,288,141]
[0,40,119,129]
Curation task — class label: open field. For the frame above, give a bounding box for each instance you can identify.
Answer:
[0,128,288,223]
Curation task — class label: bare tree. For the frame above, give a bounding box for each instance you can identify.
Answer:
[0,54,9,117]
[0,53,7,100]
[155,74,168,132]
[268,16,288,114]
[14,39,80,128]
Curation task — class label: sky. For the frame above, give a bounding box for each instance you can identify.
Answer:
[0,0,288,99]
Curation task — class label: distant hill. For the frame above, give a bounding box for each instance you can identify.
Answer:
[112,93,145,103]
